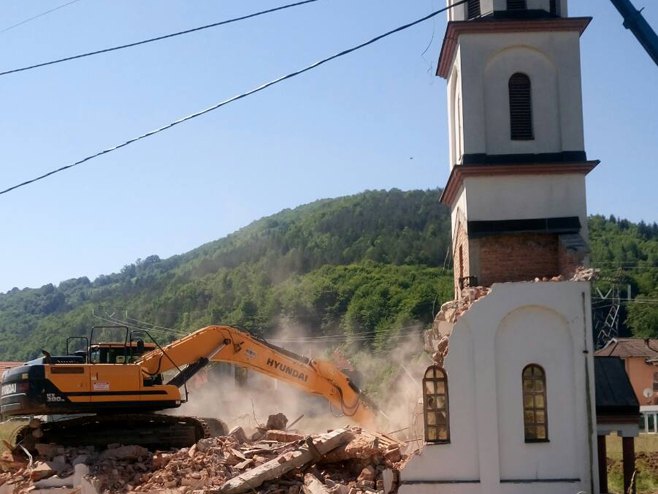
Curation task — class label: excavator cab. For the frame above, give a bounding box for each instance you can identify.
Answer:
[87,326,156,364]
[0,325,181,418]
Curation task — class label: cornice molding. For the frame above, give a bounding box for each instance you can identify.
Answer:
[436,17,592,78]
[439,161,599,206]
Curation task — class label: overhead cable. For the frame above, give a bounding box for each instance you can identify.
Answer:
[0,0,320,78]
[0,0,466,197]
[0,0,81,35]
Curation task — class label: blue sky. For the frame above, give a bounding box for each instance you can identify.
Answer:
[0,0,656,292]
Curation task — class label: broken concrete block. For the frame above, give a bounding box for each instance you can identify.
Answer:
[229,426,248,444]
[234,458,254,470]
[303,473,332,494]
[265,430,304,442]
[383,446,401,463]
[99,444,148,461]
[196,437,214,452]
[29,461,56,481]
[215,428,353,494]
[266,413,288,431]
[382,468,395,494]
[357,465,376,482]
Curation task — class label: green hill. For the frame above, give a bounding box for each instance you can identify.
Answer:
[0,189,656,362]
[0,189,453,361]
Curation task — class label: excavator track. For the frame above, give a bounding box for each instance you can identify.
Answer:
[14,414,228,451]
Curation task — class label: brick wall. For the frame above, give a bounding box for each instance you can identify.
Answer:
[477,233,559,285]
[453,220,470,296]
[557,243,582,278]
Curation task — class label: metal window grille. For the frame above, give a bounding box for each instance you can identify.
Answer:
[509,73,534,140]
[522,364,549,442]
[467,0,481,19]
[423,366,450,443]
[506,0,527,10]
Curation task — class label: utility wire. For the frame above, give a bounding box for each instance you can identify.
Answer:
[0,0,466,197]
[0,0,319,78]
[0,0,81,35]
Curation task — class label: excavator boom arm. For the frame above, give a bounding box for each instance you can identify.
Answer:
[136,325,376,426]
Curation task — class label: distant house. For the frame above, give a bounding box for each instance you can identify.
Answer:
[595,338,658,406]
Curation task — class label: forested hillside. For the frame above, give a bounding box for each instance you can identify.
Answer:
[0,189,656,362]
[0,189,453,361]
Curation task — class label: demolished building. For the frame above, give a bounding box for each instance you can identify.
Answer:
[399,0,601,492]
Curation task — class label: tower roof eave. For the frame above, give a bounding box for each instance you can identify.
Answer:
[436,17,592,79]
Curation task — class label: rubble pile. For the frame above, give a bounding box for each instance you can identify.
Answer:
[424,286,491,365]
[424,268,600,365]
[0,417,407,494]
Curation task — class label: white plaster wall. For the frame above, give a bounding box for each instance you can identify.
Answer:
[399,282,598,494]
[447,60,464,167]
[495,306,578,479]
[462,174,589,238]
[450,187,468,241]
[401,321,480,482]
[484,46,560,154]
[453,31,584,156]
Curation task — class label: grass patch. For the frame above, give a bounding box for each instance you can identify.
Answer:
[606,434,658,494]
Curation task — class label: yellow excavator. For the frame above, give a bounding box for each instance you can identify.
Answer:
[0,325,377,448]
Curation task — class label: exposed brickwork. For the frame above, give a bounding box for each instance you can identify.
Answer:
[452,219,470,297]
[477,233,559,285]
[558,244,583,278]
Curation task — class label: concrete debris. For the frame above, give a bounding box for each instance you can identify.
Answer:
[440,286,491,324]
[302,473,331,494]
[570,266,598,282]
[228,427,248,445]
[534,266,599,283]
[424,267,598,364]
[0,416,407,494]
[425,286,491,364]
[265,413,288,432]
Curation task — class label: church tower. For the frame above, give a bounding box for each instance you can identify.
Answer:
[437,0,598,295]
[399,3,600,493]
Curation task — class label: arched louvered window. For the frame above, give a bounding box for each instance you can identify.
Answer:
[522,364,548,442]
[506,0,527,10]
[467,0,481,19]
[423,365,450,443]
[509,73,534,140]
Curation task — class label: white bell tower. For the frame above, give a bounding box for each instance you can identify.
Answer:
[399,4,600,493]
[438,0,599,296]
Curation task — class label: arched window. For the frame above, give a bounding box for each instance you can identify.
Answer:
[423,365,450,443]
[506,0,527,10]
[508,73,534,140]
[467,0,481,19]
[522,364,548,442]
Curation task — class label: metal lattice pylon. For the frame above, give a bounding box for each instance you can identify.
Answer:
[594,282,621,349]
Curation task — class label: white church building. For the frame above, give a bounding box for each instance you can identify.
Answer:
[399,1,600,493]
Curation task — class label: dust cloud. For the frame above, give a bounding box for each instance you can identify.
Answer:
[169,324,432,441]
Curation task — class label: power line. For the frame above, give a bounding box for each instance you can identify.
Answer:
[0,0,320,78]
[0,0,466,197]
[0,0,82,35]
